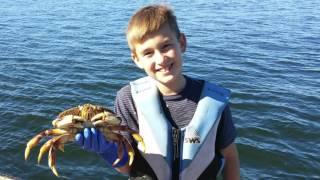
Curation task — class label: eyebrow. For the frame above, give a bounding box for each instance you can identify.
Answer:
[139,36,173,54]
[142,48,153,54]
[162,37,171,43]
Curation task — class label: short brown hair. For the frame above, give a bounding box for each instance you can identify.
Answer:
[126,4,180,53]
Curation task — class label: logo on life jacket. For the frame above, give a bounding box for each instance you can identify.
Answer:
[184,126,201,144]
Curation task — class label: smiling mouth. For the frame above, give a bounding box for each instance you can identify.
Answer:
[156,63,173,73]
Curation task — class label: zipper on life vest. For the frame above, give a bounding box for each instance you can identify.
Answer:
[172,128,180,179]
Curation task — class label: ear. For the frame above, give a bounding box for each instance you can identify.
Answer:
[131,52,144,69]
[179,33,187,53]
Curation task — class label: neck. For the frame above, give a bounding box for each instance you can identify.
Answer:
[156,75,186,96]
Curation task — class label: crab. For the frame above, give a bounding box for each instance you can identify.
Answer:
[24,103,145,177]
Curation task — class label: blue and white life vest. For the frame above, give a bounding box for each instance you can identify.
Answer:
[130,77,230,180]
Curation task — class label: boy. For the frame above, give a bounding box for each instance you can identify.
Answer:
[76,4,240,180]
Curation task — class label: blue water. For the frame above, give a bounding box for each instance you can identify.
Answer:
[1,0,319,179]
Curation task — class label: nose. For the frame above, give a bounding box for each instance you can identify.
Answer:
[154,51,166,66]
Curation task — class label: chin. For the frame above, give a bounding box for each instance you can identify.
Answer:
[156,74,178,85]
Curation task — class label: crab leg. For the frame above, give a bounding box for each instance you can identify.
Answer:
[38,138,54,164]
[25,129,68,160]
[25,134,43,160]
[112,141,124,166]
[37,132,71,164]
[131,133,145,153]
[100,130,130,166]
[103,131,136,166]
[112,138,135,166]
[109,132,138,166]
[123,138,135,166]
[91,112,120,126]
[47,134,74,177]
[48,145,59,176]
[101,126,146,153]
[52,115,85,128]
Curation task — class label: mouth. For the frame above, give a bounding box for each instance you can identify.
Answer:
[156,63,173,73]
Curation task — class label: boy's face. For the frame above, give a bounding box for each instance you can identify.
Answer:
[131,23,186,87]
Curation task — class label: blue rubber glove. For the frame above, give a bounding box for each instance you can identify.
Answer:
[75,128,128,167]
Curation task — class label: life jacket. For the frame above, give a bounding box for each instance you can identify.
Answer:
[130,76,230,180]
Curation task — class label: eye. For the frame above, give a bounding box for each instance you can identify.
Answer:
[162,43,172,52]
[143,51,153,57]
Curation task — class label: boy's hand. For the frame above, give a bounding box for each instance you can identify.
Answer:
[221,143,240,180]
[75,128,128,167]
